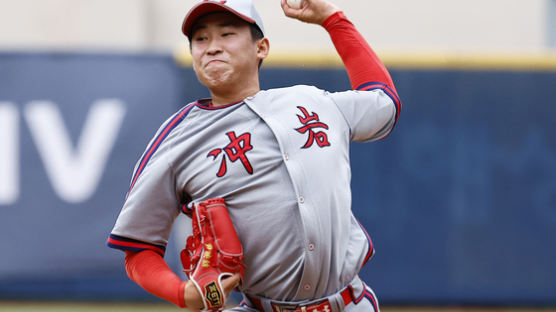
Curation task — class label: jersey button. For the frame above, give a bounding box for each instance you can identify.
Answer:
[299,196,305,204]
[308,243,315,251]
[284,153,289,161]
[303,284,311,291]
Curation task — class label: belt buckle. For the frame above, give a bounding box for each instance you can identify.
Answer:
[305,300,332,312]
[271,303,299,312]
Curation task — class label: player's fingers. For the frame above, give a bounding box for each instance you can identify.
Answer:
[222,273,241,296]
[280,0,303,18]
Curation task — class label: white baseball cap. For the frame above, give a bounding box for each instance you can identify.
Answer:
[182,0,265,39]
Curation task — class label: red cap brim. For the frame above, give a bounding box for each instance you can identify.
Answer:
[182,2,256,38]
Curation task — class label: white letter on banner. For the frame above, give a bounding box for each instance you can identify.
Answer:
[0,102,19,205]
[24,100,126,203]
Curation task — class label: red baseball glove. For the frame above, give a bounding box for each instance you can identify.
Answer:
[180,198,245,311]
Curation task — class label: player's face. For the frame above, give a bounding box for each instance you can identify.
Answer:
[190,13,268,94]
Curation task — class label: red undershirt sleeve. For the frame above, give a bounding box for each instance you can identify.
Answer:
[322,11,399,95]
[322,11,401,124]
[124,250,187,308]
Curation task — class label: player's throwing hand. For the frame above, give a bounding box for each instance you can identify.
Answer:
[281,0,340,24]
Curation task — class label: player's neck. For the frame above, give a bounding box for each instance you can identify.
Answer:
[209,82,260,107]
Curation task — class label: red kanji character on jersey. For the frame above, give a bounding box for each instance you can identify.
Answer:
[208,131,254,177]
[295,106,331,148]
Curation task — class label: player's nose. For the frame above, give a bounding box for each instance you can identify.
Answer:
[206,38,223,55]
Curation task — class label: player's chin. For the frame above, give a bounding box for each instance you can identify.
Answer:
[200,70,235,89]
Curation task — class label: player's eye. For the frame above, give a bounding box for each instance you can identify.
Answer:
[222,32,234,37]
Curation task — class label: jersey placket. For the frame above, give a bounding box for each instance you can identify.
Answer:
[245,96,321,298]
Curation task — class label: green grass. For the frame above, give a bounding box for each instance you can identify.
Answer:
[0,302,554,312]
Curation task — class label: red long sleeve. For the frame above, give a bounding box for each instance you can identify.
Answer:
[125,250,187,308]
[322,11,401,123]
[322,11,398,94]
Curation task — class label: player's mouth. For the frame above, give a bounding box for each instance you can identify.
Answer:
[205,59,226,67]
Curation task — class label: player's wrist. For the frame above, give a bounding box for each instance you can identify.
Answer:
[318,5,341,25]
[321,11,348,29]
[183,280,203,311]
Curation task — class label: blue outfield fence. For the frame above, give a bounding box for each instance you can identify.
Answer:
[0,52,555,305]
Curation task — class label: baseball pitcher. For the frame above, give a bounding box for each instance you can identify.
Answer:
[107,0,401,311]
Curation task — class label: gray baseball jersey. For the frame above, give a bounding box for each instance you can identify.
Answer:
[108,84,399,302]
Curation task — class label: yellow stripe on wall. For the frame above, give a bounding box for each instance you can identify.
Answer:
[174,49,556,71]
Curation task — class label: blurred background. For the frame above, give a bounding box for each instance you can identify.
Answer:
[1,0,555,310]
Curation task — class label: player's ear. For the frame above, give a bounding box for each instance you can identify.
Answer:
[256,38,270,61]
